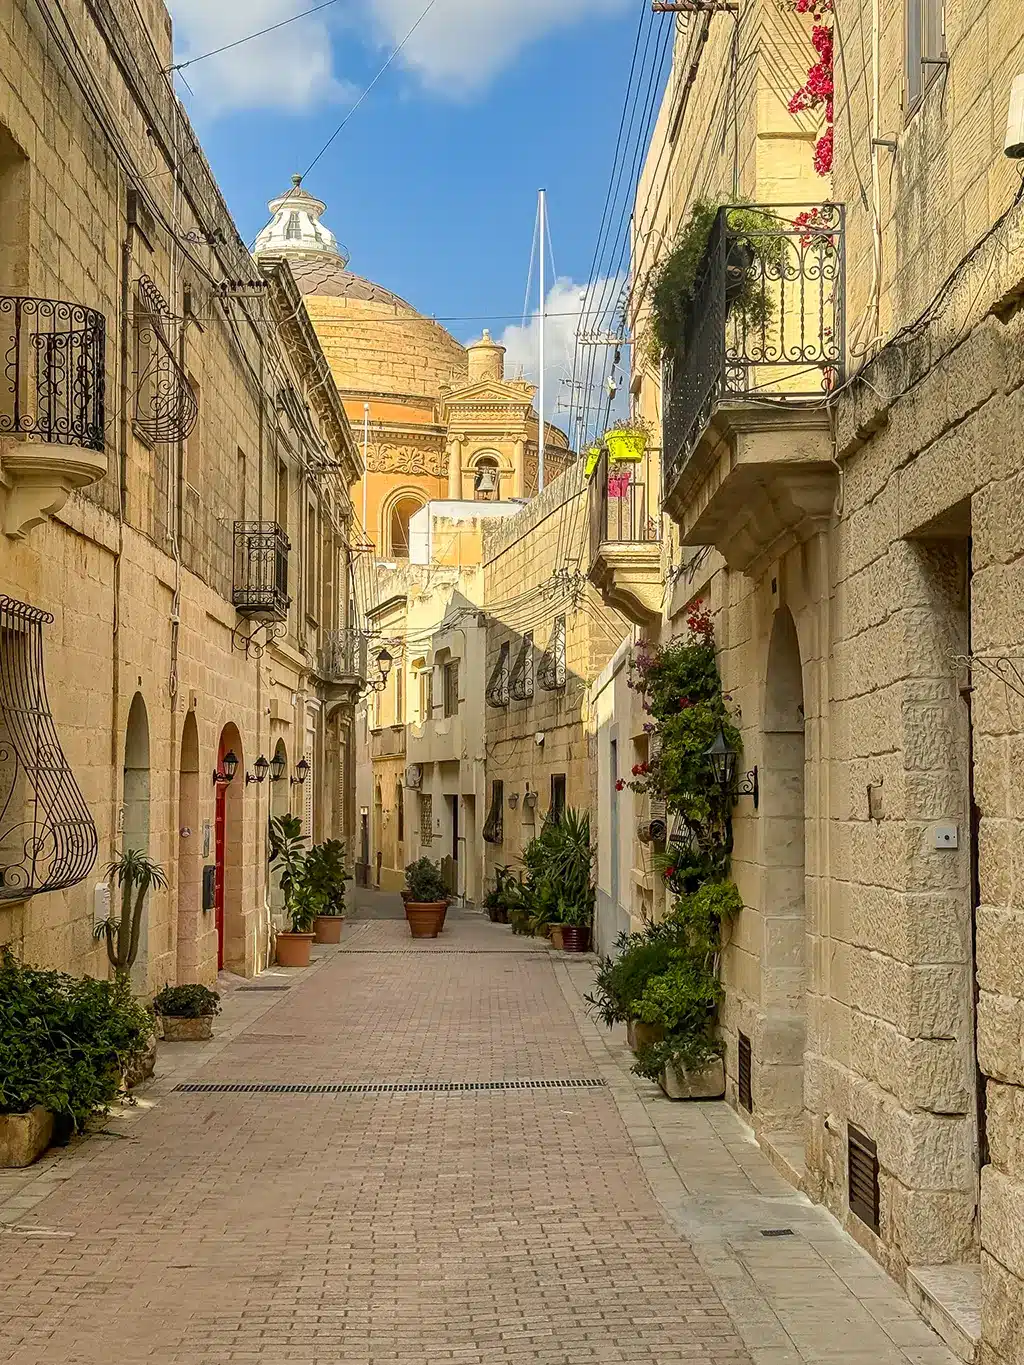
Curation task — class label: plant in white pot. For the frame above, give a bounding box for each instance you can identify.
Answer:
[153,984,221,1042]
[305,838,350,943]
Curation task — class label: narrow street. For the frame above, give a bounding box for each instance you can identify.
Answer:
[0,906,955,1365]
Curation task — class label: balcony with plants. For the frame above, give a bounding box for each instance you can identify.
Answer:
[0,295,108,538]
[587,432,663,627]
[656,202,844,575]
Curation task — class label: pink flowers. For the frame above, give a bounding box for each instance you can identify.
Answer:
[615,779,626,792]
[785,5,835,177]
[813,126,834,175]
[631,762,649,778]
[663,867,677,880]
[679,696,692,711]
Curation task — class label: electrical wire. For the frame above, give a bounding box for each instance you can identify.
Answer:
[168,0,345,74]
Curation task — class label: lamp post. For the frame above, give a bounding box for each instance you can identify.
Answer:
[365,647,393,694]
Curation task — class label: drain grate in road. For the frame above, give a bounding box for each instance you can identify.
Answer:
[760,1229,795,1237]
[175,1078,607,1095]
[237,985,292,991]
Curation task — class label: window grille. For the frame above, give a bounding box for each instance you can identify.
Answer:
[482,780,504,844]
[443,660,460,717]
[510,632,534,701]
[419,793,433,843]
[132,276,198,446]
[538,615,566,691]
[0,597,97,898]
[0,296,106,452]
[486,642,511,709]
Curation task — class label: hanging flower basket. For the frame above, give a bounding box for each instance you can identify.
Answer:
[604,427,647,463]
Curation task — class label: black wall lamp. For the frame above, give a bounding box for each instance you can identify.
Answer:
[213,750,239,785]
[269,750,287,782]
[366,647,393,694]
[245,754,270,785]
[705,728,758,808]
[291,755,311,787]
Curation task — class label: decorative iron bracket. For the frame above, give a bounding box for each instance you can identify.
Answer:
[952,652,1024,701]
[133,275,199,445]
[231,620,287,660]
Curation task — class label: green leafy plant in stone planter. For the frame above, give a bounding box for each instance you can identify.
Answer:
[403,857,449,938]
[153,984,221,1042]
[0,948,150,1165]
[305,838,350,943]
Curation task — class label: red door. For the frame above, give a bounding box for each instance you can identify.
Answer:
[215,778,226,970]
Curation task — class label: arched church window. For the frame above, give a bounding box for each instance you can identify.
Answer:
[388,496,424,558]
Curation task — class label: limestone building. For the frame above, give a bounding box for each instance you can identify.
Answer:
[0,0,363,988]
[586,0,1024,1353]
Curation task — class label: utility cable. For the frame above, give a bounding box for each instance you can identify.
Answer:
[167,0,345,74]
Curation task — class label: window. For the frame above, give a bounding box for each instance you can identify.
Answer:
[276,461,289,533]
[397,781,404,842]
[395,661,404,725]
[443,660,460,717]
[419,793,433,843]
[483,780,503,844]
[905,0,944,110]
[305,503,318,621]
[550,773,566,821]
[388,497,422,558]
[420,668,434,722]
[184,373,201,488]
[285,211,302,240]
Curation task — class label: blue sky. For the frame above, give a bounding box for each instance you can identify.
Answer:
[169,0,656,409]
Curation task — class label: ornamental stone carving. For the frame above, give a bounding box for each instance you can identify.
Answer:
[370,443,446,476]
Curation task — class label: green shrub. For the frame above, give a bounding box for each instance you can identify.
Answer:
[153,984,221,1018]
[0,948,150,1131]
[304,839,349,914]
[404,857,448,902]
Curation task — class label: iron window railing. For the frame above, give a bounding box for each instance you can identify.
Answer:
[509,633,534,701]
[538,615,566,692]
[662,203,845,497]
[483,779,504,844]
[0,296,106,452]
[132,276,198,447]
[486,641,511,709]
[589,446,661,570]
[232,522,290,620]
[0,596,98,898]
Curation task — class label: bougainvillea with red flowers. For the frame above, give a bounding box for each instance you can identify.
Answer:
[785,2,834,176]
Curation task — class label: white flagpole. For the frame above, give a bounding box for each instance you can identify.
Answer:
[538,188,546,494]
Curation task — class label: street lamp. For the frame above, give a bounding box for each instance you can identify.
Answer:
[213,750,239,785]
[291,755,311,787]
[366,648,393,693]
[269,750,287,782]
[246,754,270,785]
[704,728,758,808]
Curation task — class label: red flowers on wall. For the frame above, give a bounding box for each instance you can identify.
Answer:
[786,0,834,176]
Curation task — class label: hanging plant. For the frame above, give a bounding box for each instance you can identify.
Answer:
[603,416,652,464]
[650,201,785,358]
[785,0,834,176]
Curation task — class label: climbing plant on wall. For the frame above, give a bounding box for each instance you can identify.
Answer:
[785,0,834,176]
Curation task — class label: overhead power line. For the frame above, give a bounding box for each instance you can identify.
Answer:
[167,0,345,74]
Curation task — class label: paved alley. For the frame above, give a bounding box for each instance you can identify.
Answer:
[0,915,955,1365]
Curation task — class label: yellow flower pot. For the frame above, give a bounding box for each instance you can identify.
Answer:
[584,444,601,478]
[604,428,646,462]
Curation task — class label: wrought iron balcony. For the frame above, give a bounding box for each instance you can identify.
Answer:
[317,629,368,685]
[587,447,663,626]
[662,203,845,502]
[0,296,106,451]
[232,522,290,621]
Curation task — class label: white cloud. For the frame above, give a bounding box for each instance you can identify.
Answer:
[167,0,353,115]
[366,0,629,96]
[496,275,626,443]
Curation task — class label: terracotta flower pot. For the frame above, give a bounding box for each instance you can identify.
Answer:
[276,931,314,967]
[313,914,344,944]
[160,1015,214,1042]
[405,900,445,938]
[561,925,592,953]
[549,925,565,951]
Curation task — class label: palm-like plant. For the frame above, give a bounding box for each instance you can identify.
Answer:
[93,849,168,978]
[268,815,319,933]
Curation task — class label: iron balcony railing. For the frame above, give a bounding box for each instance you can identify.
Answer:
[589,446,661,571]
[662,203,845,497]
[317,629,368,684]
[0,296,106,452]
[232,522,290,620]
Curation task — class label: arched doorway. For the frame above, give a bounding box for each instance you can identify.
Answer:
[215,724,244,973]
[385,493,425,559]
[123,693,150,990]
[269,738,288,921]
[760,606,806,1130]
[175,712,202,982]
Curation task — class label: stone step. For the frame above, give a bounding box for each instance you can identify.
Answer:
[907,1263,981,1363]
[758,1127,807,1193]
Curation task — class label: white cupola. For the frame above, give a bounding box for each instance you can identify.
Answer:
[253,176,349,264]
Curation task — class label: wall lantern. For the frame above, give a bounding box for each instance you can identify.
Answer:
[508,792,520,810]
[269,751,287,782]
[367,647,393,693]
[523,790,538,811]
[213,750,239,785]
[291,755,311,787]
[704,728,758,808]
[246,754,270,785]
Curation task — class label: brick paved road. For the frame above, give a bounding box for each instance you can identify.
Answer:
[0,916,751,1365]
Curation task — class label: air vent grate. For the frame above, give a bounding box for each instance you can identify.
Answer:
[848,1124,880,1234]
[761,1228,794,1238]
[738,1032,752,1112]
[175,1078,608,1095]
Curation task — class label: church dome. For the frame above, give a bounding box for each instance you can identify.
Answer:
[255,180,467,400]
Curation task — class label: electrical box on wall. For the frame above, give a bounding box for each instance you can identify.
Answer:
[933,823,959,850]
[202,865,217,911]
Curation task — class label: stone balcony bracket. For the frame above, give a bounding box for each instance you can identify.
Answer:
[1,438,107,540]
[589,541,664,628]
[666,405,836,579]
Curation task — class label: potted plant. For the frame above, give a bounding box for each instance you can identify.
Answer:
[306,838,350,944]
[153,984,221,1042]
[603,417,651,464]
[559,899,594,954]
[483,866,515,924]
[269,814,318,967]
[403,857,448,938]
